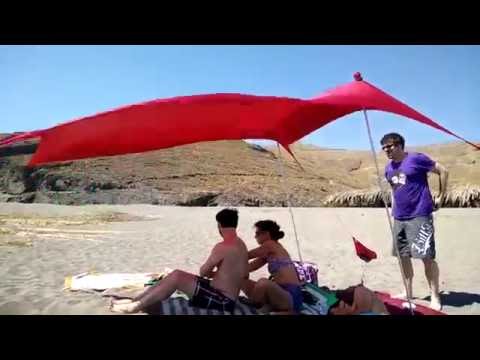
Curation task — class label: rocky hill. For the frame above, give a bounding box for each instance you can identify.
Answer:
[1,134,478,206]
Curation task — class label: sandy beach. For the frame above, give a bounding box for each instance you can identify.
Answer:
[0,203,479,315]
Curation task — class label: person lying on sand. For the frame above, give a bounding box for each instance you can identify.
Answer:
[241,220,304,314]
[110,208,249,314]
[328,284,390,315]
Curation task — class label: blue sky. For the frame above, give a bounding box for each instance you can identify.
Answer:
[1,45,478,149]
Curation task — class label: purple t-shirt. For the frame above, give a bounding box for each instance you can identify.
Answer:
[385,152,436,220]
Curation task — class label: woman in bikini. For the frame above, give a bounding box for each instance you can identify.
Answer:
[242,220,303,314]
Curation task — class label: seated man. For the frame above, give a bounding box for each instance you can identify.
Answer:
[110,208,249,314]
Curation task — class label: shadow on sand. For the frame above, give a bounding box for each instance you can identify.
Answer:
[422,291,480,307]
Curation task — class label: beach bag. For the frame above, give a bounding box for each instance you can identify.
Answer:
[293,261,319,285]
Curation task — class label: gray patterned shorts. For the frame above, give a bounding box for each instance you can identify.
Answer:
[392,216,436,259]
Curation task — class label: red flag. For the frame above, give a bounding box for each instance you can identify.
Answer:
[352,237,377,262]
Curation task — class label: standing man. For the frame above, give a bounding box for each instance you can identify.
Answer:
[381,133,448,311]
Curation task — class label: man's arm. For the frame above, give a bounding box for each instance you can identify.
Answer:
[199,245,224,278]
[430,162,449,209]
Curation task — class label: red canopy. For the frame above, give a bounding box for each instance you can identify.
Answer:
[2,73,478,167]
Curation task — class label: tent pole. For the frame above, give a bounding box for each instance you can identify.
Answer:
[275,142,303,262]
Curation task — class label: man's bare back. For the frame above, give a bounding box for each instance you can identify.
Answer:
[210,237,249,300]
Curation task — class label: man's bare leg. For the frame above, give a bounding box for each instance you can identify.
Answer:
[110,298,133,307]
[423,258,441,310]
[110,285,160,306]
[393,257,414,300]
[111,270,197,313]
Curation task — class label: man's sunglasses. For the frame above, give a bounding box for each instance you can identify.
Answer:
[381,143,396,151]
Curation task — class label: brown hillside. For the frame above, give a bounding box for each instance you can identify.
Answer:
[1,136,478,206]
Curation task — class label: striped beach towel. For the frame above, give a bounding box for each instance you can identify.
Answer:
[145,296,260,315]
[103,289,326,315]
[144,296,327,315]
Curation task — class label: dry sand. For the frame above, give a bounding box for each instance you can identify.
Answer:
[0,203,479,315]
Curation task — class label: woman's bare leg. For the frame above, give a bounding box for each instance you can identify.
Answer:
[241,279,257,298]
[250,278,293,312]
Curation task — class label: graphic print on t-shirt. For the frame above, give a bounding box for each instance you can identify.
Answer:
[389,170,406,191]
